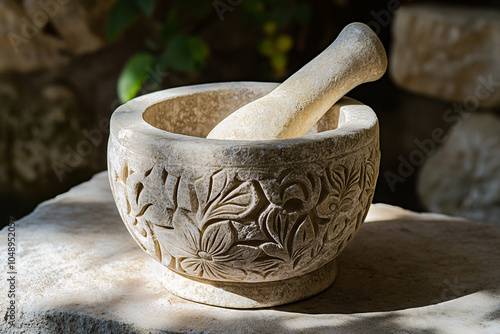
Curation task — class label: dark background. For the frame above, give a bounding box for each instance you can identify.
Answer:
[2,0,500,228]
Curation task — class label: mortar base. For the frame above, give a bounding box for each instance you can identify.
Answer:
[153,259,338,309]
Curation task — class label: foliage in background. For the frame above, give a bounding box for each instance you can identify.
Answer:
[243,0,309,76]
[108,0,311,103]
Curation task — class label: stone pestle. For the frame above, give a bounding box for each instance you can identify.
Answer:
[206,22,387,140]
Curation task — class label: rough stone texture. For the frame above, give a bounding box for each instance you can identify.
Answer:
[1,172,499,333]
[0,0,115,73]
[23,0,110,56]
[0,0,68,73]
[207,23,387,140]
[0,0,144,225]
[0,82,96,192]
[108,82,380,307]
[390,4,500,107]
[418,113,500,224]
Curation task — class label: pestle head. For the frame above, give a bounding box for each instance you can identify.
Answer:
[206,22,387,140]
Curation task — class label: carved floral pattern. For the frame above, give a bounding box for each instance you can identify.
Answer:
[110,144,379,282]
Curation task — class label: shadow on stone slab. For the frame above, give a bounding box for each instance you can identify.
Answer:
[275,217,500,314]
[485,306,500,322]
[147,312,439,334]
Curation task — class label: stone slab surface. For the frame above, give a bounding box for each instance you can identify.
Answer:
[390,4,500,107]
[1,171,499,333]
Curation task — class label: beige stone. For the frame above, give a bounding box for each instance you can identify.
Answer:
[0,0,112,73]
[207,23,387,140]
[1,172,499,333]
[418,113,500,224]
[23,0,105,56]
[390,4,500,107]
[0,0,69,73]
[108,81,380,307]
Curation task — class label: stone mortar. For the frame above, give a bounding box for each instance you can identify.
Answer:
[107,81,380,308]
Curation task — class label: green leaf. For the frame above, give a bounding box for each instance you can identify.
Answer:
[163,34,196,71]
[187,37,209,62]
[118,53,156,103]
[107,0,140,42]
[160,34,208,72]
[136,0,155,16]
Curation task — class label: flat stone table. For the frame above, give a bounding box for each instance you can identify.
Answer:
[1,172,499,333]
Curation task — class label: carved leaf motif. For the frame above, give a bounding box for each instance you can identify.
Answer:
[259,206,290,261]
[204,181,260,223]
[258,206,315,269]
[315,165,361,218]
[327,216,347,242]
[358,148,379,208]
[262,207,286,246]
[249,257,284,277]
[121,168,158,241]
[125,170,144,211]
[193,170,226,215]
[311,226,329,258]
[208,170,228,204]
[163,171,180,206]
[364,149,378,191]
[259,210,316,270]
[142,166,178,228]
[218,244,261,268]
[260,243,290,262]
[176,177,199,214]
[332,166,360,211]
[292,215,315,268]
[150,224,174,266]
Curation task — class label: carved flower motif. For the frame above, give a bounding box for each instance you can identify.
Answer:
[165,215,259,280]
[314,165,361,219]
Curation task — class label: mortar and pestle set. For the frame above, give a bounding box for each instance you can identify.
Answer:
[108,23,387,308]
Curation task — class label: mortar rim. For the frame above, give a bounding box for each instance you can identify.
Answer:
[109,81,378,165]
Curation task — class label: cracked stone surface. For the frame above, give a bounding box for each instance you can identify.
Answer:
[1,172,499,333]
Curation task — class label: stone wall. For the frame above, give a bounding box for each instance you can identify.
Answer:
[0,0,141,224]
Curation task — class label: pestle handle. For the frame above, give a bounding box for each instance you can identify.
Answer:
[206,22,387,140]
